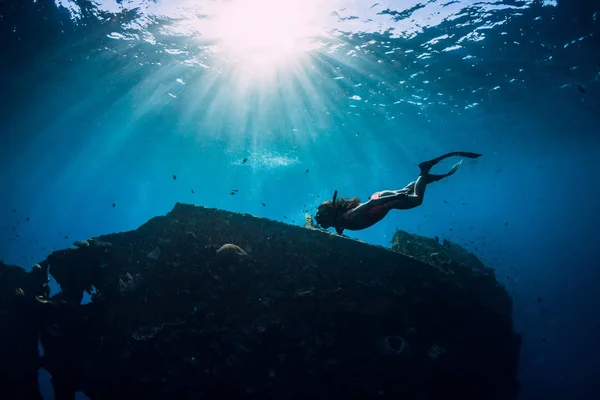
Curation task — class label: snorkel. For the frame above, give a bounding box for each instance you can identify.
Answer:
[332,190,338,206]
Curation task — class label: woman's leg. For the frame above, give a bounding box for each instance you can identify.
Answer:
[391,159,463,210]
[377,151,477,209]
[377,182,416,198]
[399,181,416,194]
[402,175,428,208]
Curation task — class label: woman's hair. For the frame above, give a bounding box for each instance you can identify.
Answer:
[334,196,361,212]
[317,196,361,217]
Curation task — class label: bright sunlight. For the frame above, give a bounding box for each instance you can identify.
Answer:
[210,0,327,68]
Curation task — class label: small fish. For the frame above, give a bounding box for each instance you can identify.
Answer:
[504,222,508,226]
[64,236,68,239]
[232,189,239,192]
[261,203,266,206]
[12,209,16,213]
[191,189,195,194]
[112,203,116,208]
[578,84,586,93]
[242,158,248,163]
[444,200,448,204]
[172,174,177,180]
[537,297,542,302]
[26,217,30,221]
[305,169,309,173]
[356,132,360,136]
[230,192,235,195]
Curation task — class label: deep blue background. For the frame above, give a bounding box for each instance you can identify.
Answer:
[1,0,599,399]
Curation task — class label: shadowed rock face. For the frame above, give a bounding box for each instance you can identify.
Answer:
[0,203,521,400]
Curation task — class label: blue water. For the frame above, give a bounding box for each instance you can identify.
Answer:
[2,0,599,399]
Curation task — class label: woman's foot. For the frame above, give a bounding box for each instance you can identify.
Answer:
[449,159,463,174]
[419,152,480,174]
[425,159,464,183]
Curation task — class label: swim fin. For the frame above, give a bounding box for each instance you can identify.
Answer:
[419,151,481,174]
[426,159,463,183]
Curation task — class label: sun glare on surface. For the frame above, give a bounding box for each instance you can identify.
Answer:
[211,0,325,67]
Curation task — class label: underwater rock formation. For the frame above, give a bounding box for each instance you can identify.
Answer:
[0,203,521,400]
[0,263,48,400]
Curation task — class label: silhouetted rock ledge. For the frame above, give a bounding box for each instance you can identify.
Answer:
[0,202,521,400]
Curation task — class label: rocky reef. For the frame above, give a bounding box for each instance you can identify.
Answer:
[0,203,521,399]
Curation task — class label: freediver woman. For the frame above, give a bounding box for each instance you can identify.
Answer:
[313,152,482,235]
